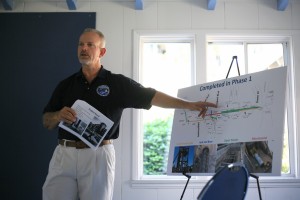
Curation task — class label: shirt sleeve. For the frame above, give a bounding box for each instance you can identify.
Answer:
[43,81,65,113]
[116,75,156,109]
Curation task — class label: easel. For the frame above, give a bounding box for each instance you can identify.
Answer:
[250,173,262,200]
[180,171,191,200]
[173,148,192,200]
[226,56,240,79]
[179,56,262,200]
[226,56,262,200]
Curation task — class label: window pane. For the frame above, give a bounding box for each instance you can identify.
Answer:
[141,42,193,175]
[247,43,289,174]
[282,114,290,174]
[207,42,290,174]
[207,43,245,82]
[247,43,284,73]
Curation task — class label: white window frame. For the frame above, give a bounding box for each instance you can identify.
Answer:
[132,30,300,189]
[132,30,197,181]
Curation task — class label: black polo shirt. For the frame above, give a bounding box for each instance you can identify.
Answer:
[43,66,156,140]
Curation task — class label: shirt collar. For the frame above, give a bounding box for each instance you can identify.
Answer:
[76,65,108,80]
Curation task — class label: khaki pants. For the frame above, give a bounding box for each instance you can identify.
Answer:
[43,144,115,200]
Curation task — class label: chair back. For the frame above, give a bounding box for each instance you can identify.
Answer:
[197,163,249,200]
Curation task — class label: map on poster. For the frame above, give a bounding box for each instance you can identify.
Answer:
[167,67,287,176]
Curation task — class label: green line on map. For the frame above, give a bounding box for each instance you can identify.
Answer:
[220,106,261,114]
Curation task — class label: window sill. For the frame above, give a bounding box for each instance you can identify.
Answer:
[131,176,300,189]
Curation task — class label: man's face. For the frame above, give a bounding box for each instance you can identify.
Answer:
[77,32,105,66]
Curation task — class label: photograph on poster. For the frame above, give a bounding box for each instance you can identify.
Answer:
[172,141,273,174]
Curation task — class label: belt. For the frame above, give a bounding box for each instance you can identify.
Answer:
[58,139,112,149]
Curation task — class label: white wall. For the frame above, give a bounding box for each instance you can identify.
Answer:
[2,0,300,199]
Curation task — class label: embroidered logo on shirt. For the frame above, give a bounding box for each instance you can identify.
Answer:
[96,85,110,97]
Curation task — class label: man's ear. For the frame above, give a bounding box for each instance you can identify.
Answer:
[100,48,106,58]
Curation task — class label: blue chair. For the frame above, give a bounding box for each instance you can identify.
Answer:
[197,163,250,200]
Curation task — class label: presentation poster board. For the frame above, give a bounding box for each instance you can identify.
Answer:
[167,67,287,176]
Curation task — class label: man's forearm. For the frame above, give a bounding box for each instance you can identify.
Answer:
[151,91,190,109]
[43,112,60,130]
[151,91,217,118]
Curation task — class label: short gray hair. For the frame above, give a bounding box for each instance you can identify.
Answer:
[82,28,106,48]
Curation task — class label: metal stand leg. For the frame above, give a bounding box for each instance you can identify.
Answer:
[180,172,191,200]
[249,173,262,200]
[226,56,241,79]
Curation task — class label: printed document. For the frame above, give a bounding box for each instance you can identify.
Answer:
[59,100,114,150]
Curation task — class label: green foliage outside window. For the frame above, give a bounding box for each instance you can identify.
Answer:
[143,116,172,175]
[281,131,290,174]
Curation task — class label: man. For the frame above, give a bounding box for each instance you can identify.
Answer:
[42,28,217,200]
